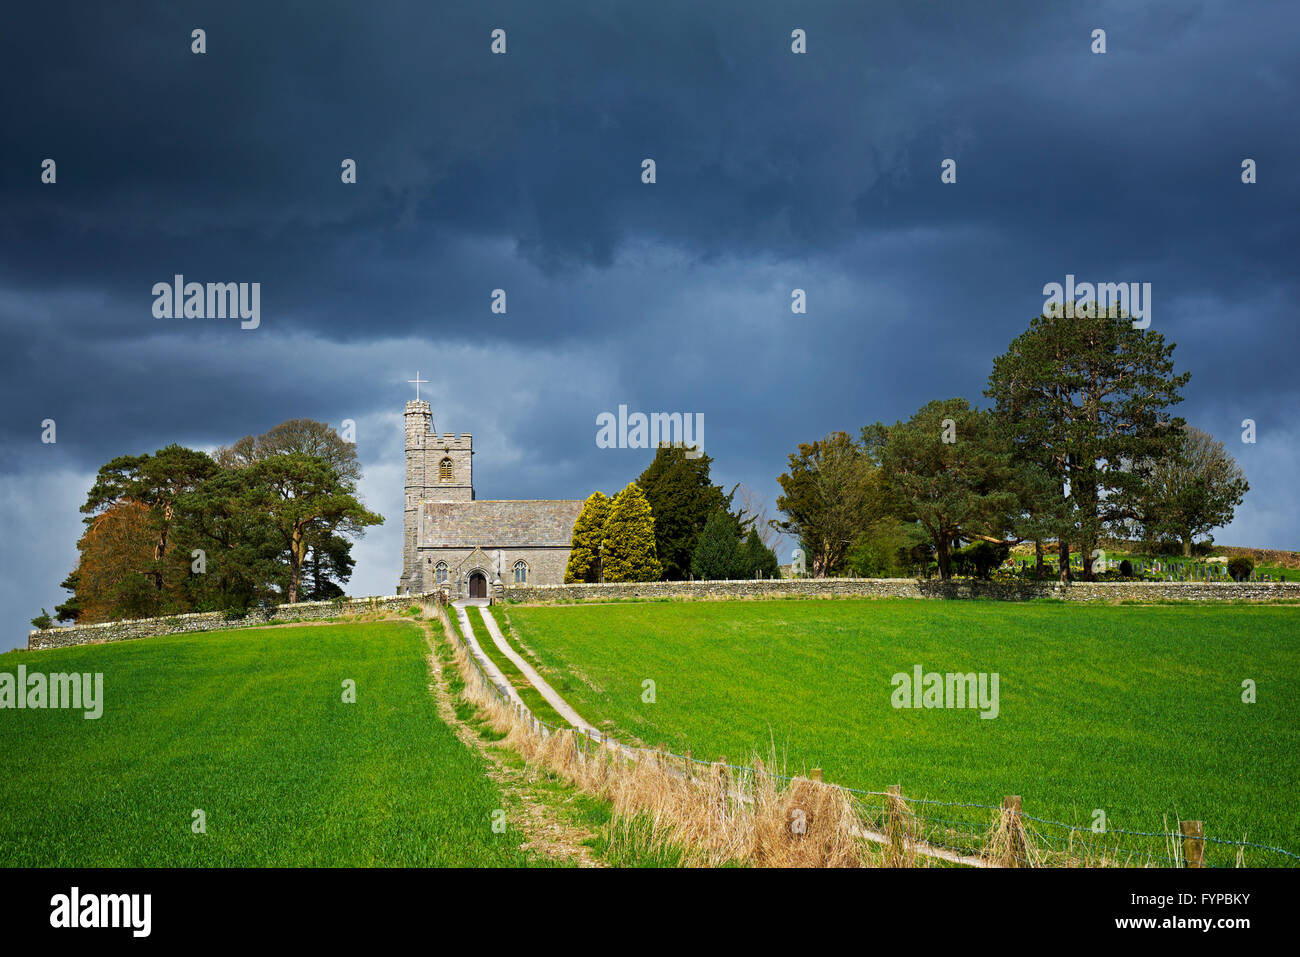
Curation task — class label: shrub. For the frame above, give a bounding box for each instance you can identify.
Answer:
[1119,559,1134,577]
[951,541,1010,580]
[1227,556,1254,582]
[30,609,53,630]
[846,520,928,578]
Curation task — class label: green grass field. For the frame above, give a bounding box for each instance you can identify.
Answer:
[0,621,540,866]
[503,599,1300,864]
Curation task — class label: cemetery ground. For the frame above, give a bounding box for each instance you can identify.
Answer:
[1000,545,1297,582]
[0,618,620,867]
[500,598,1300,865]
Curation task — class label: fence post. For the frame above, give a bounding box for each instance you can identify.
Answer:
[1180,820,1205,868]
[811,768,823,781]
[884,784,910,867]
[713,757,730,818]
[1002,795,1028,867]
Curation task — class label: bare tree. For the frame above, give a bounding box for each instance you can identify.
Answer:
[1141,425,1249,556]
[736,483,786,553]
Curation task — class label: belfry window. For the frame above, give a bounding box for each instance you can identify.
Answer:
[439,457,453,482]
[513,561,528,584]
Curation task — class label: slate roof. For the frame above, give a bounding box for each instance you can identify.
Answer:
[419,499,584,548]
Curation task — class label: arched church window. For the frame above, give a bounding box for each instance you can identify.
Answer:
[439,458,453,482]
[513,561,528,584]
[435,561,448,584]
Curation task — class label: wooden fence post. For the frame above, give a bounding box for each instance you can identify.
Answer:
[1002,795,1028,867]
[713,757,730,818]
[1180,820,1205,868]
[884,784,911,867]
[811,768,823,781]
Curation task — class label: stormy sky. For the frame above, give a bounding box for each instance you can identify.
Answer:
[2,1,1297,648]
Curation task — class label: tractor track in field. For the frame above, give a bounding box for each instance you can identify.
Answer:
[418,616,603,868]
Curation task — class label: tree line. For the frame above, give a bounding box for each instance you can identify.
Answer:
[36,419,382,627]
[773,307,1249,581]
[564,446,780,583]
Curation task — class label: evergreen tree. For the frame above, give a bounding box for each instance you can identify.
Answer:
[986,306,1189,581]
[601,483,662,582]
[171,466,284,615]
[564,491,611,583]
[637,446,734,580]
[691,509,742,580]
[736,527,781,579]
[238,453,383,604]
[80,444,219,598]
[865,399,1017,579]
[53,570,81,622]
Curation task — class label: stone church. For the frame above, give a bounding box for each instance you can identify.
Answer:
[397,399,583,599]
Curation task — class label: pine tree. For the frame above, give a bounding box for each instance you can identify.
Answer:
[564,491,611,583]
[601,483,662,582]
[691,509,742,580]
[986,307,1189,581]
[867,399,1017,580]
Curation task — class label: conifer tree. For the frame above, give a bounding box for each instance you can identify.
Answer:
[637,446,735,580]
[986,307,1189,581]
[691,509,742,580]
[737,527,781,579]
[601,483,662,582]
[564,491,611,583]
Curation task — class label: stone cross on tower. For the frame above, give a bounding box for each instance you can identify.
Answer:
[407,371,429,402]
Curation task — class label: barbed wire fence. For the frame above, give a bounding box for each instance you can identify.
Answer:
[433,599,1299,869]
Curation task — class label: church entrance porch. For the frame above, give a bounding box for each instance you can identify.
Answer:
[468,572,487,599]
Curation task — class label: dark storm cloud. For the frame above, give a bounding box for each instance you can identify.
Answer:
[2,0,1297,647]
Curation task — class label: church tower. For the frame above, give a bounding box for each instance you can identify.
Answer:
[399,397,474,594]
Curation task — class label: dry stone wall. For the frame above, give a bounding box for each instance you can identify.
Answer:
[25,578,1297,652]
[26,595,426,651]
[503,578,1300,604]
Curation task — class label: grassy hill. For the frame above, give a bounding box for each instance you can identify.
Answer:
[0,620,540,866]
[503,598,1300,865]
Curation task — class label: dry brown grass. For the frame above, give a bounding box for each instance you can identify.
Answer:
[983,801,1040,868]
[880,788,920,868]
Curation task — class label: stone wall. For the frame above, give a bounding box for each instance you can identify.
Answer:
[26,578,1296,652]
[503,577,1300,604]
[26,594,431,652]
